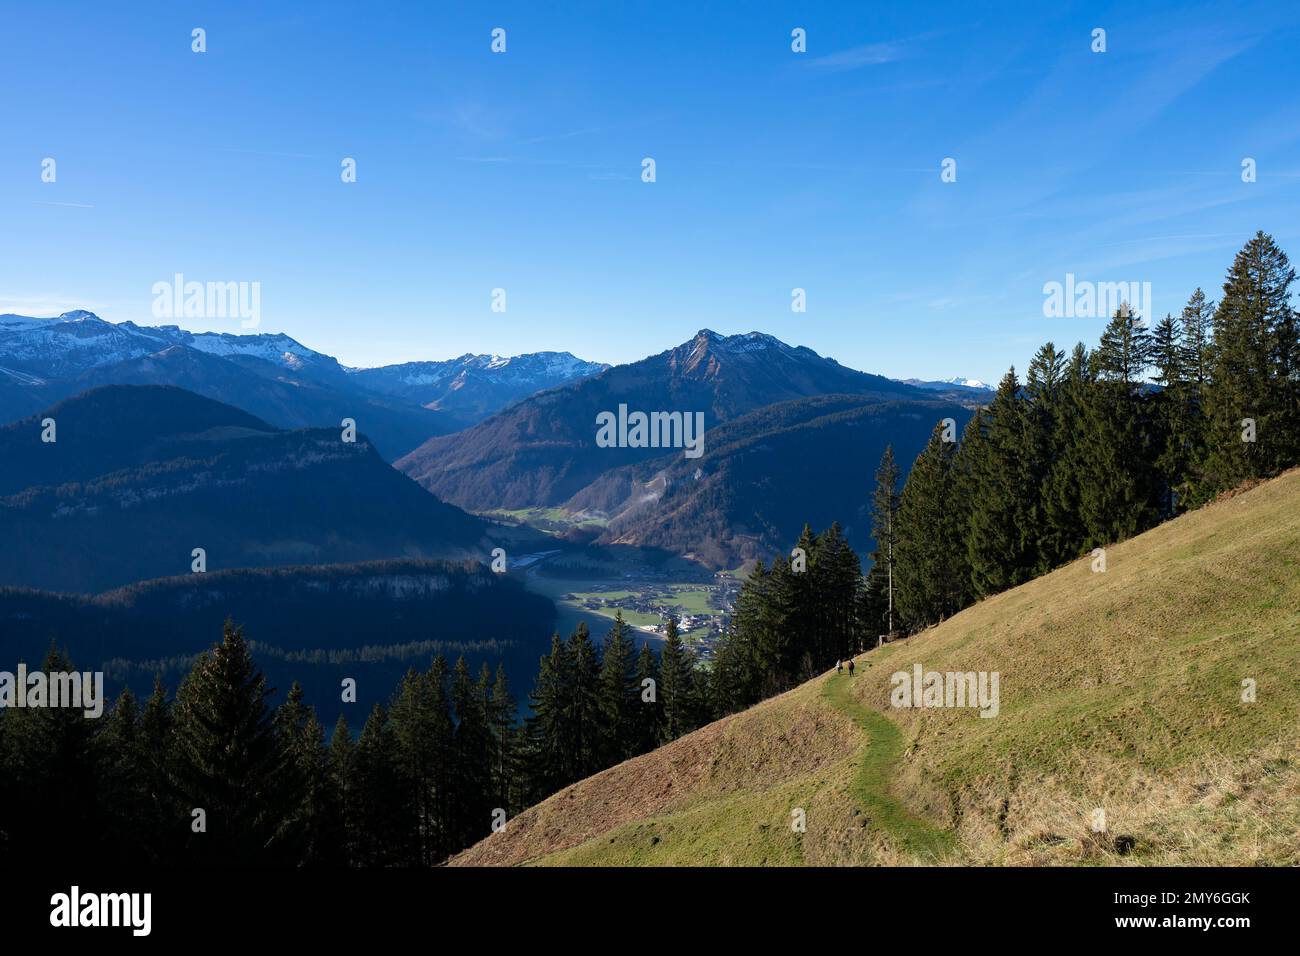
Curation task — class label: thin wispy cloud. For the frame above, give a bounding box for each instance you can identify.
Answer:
[31,200,94,208]
[804,34,933,72]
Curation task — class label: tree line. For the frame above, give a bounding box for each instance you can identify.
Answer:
[873,229,1299,634]
[0,611,715,866]
[709,230,1300,708]
[3,231,1293,863]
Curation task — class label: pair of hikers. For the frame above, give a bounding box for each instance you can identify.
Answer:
[835,658,856,676]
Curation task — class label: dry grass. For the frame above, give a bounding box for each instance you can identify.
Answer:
[452,469,1300,866]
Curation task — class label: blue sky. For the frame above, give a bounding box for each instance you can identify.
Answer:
[3,0,1300,382]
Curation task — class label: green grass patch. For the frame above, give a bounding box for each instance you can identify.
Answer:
[822,672,955,861]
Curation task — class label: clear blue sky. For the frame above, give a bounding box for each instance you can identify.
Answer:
[4,0,1300,382]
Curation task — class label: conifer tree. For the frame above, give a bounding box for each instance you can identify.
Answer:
[1150,313,1183,387]
[1095,306,1152,385]
[170,621,287,865]
[1024,343,1067,573]
[631,641,662,755]
[137,675,176,862]
[351,703,405,866]
[965,371,1038,596]
[99,687,148,860]
[1200,231,1298,495]
[657,617,697,744]
[869,446,901,634]
[487,664,518,817]
[328,714,355,864]
[596,612,637,764]
[1179,288,1215,388]
[1041,344,1093,563]
[1083,307,1159,538]
[895,421,965,628]
[566,622,604,781]
[526,633,573,797]
[449,657,493,848]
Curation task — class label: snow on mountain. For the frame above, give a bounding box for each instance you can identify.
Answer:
[896,376,995,393]
[0,310,609,429]
[347,351,609,421]
[182,331,322,364]
[943,376,992,390]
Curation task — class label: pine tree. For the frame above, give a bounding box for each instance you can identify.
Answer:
[567,622,604,781]
[99,687,148,861]
[526,633,573,797]
[1200,231,1298,495]
[1041,344,1093,563]
[487,664,518,818]
[170,621,287,865]
[966,371,1038,597]
[895,421,966,628]
[1150,313,1183,387]
[869,446,901,635]
[1024,343,1067,573]
[596,612,637,764]
[1075,363,1161,547]
[657,617,697,743]
[449,657,493,849]
[137,675,176,863]
[1095,307,1152,385]
[328,714,355,864]
[1179,288,1215,388]
[351,703,405,866]
[272,683,342,865]
[631,641,662,754]
[1148,311,1198,515]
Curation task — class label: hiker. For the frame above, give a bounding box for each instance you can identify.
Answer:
[836,659,843,674]
[847,658,855,677]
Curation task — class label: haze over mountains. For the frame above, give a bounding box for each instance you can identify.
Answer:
[0,385,507,592]
[0,313,992,572]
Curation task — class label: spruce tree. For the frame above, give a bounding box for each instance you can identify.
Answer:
[596,612,637,765]
[328,714,355,864]
[869,446,901,635]
[1200,231,1298,495]
[170,621,287,865]
[449,657,493,848]
[631,641,663,754]
[526,633,574,797]
[895,421,965,628]
[1180,288,1215,388]
[487,664,518,818]
[657,617,697,744]
[965,371,1038,597]
[1041,344,1093,563]
[567,622,604,781]
[351,703,405,866]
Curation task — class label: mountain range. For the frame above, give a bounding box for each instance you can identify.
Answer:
[1,313,995,572]
[0,385,524,592]
[0,311,606,458]
[397,330,974,567]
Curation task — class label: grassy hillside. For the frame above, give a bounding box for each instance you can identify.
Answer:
[452,469,1300,866]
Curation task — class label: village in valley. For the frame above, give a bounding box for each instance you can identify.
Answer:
[560,575,741,661]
